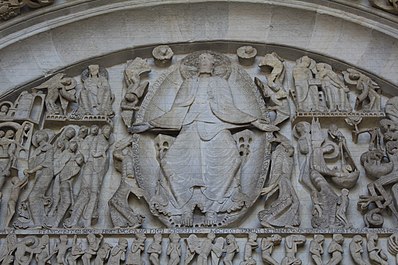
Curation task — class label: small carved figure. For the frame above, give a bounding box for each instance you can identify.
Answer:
[79,64,115,117]
[0,129,17,199]
[66,235,84,265]
[5,175,28,227]
[167,233,181,265]
[14,236,39,265]
[310,235,324,265]
[35,73,77,115]
[326,234,344,265]
[0,233,17,264]
[53,235,70,265]
[385,96,398,123]
[197,233,223,265]
[349,235,368,265]
[336,188,351,228]
[367,233,388,265]
[22,130,54,228]
[241,233,258,265]
[93,242,111,265]
[237,46,257,65]
[184,234,198,265]
[107,239,128,265]
[223,234,239,265]
[258,134,300,228]
[152,45,174,66]
[388,233,398,265]
[148,234,162,265]
[121,57,151,126]
[281,235,306,265]
[343,68,381,112]
[34,235,53,265]
[293,56,325,112]
[261,235,281,265]
[126,233,146,265]
[82,234,103,265]
[316,63,351,112]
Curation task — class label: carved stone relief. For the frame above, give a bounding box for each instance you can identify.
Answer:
[0,44,397,264]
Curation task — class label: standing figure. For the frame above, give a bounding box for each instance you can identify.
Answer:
[5,175,28,227]
[107,239,128,265]
[241,233,258,265]
[223,234,239,265]
[196,233,223,265]
[79,64,114,117]
[121,57,151,126]
[336,188,351,228]
[367,233,388,265]
[148,234,162,265]
[0,234,17,264]
[82,234,103,265]
[326,234,344,265]
[23,130,54,228]
[184,234,198,265]
[65,125,112,228]
[93,243,111,265]
[281,235,306,265]
[34,235,52,265]
[66,236,84,265]
[126,233,146,265]
[48,140,84,227]
[349,235,368,265]
[0,129,16,199]
[167,233,181,265]
[53,235,70,265]
[292,56,324,112]
[258,134,300,228]
[316,63,351,112]
[310,235,324,265]
[261,235,281,265]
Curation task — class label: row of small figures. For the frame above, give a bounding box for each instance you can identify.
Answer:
[2,232,398,265]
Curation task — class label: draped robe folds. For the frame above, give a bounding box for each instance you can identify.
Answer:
[149,75,257,212]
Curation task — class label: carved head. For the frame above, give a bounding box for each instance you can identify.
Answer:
[169,233,180,243]
[78,126,89,138]
[64,127,76,140]
[226,234,235,244]
[333,234,344,244]
[0,130,5,138]
[33,130,49,147]
[69,141,78,153]
[352,235,363,243]
[60,235,68,243]
[88,65,100,77]
[293,121,310,138]
[90,125,99,136]
[153,233,162,242]
[271,234,282,244]
[75,153,84,166]
[5,129,14,139]
[87,234,96,244]
[40,235,49,245]
[119,238,128,248]
[248,232,257,241]
[314,235,324,243]
[198,53,215,75]
[207,232,216,241]
[102,124,112,138]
